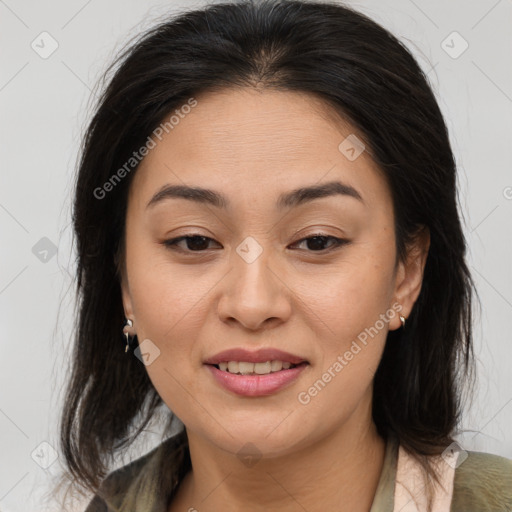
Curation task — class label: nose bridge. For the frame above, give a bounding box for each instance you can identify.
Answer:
[217,234,291,329]
[232,234,276,299]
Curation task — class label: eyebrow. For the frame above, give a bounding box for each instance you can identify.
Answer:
[145,180,364,211]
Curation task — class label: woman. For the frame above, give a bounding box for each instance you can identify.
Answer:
[57,0,512,511]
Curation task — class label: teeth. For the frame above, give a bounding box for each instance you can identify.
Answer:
[254,361,272,374]
[271,360,282,371]
[227,361,239,373]
[216,360,298,375]
[238,362,254,375]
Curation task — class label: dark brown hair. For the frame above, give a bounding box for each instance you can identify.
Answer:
[56,0,477,509]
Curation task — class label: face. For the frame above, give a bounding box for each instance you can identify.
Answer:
[120,87,429,457]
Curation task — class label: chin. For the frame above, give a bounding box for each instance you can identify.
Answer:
[198,418,312,458]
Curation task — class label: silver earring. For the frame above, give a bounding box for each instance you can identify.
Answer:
[399,314,406,329]
[123,318,136,353]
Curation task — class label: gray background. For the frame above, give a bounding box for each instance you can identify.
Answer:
[1,0,511,510]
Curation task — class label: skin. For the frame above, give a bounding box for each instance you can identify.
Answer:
[120,87,430,512]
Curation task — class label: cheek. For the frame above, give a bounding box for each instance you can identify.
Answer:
[294,267,393,418]
[125,253,211,412]
[298,250,395,342]
[294,251,396,410]
[126,236,212,336]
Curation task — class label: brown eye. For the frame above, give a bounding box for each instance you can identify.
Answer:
[291,234,349,252]
[163,234,219,252]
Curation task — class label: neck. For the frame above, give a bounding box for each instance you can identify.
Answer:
[170,397,386,512]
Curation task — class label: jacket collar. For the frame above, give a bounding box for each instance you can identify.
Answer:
[124,432,398,512]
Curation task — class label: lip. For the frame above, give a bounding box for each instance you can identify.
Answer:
[203,348,307,365]
[205,362,309,397]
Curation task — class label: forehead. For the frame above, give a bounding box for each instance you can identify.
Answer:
[128,87,389,213]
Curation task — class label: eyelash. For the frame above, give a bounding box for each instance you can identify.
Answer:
[162,233,349,255]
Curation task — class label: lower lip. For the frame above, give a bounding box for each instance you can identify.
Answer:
[205,363,308,397]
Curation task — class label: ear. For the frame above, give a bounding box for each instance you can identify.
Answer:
[120,275,134,318]
[116,249,137,333]
[389,226,430,331]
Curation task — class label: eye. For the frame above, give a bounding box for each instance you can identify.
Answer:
[162,233,349,254]
[162,234,219,252]
[291,234,349,252]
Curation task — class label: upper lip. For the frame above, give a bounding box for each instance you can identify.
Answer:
[204,348,308,365]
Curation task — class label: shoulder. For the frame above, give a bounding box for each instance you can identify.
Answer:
[83,444,161,511]
[451,450,512,512]
[83,437,176,511]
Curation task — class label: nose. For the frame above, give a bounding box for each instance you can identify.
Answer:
[216,238,292,331]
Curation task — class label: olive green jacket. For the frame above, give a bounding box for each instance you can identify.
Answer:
[85,431,512,511]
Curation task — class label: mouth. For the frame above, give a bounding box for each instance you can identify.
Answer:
[205,360,309,396]
[208,360,308,375]
[203,348,309,395]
